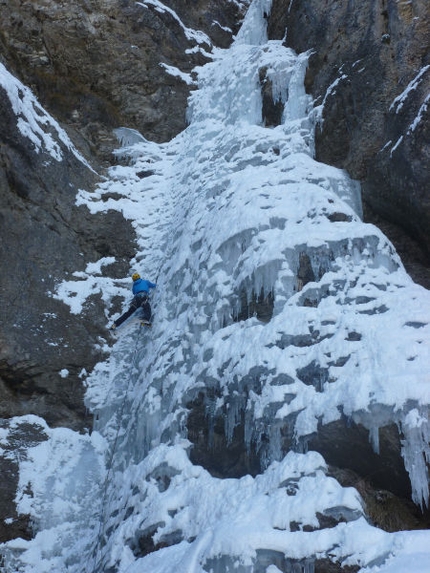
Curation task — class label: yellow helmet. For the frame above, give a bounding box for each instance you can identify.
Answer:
[132,272,140,281]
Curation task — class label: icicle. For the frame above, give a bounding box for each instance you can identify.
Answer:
[400,408,430,509]
[267,422,283,463]
[244,405,254,453]
[369,425,380,455]
[225,397,237,444]
[235,0,273,46]
[113,127,147,147]
[282,52,311,122]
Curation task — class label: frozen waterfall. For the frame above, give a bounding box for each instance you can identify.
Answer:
[3,0,430,572]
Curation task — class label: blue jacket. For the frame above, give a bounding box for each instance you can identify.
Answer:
[132,278,156,295]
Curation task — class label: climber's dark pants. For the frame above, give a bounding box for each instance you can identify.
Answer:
[114,293,151,327]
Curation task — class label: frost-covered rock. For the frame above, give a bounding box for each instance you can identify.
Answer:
[0,63,134,430]
[275,0,430,277]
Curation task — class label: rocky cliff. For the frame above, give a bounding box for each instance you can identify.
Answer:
[269,0,430,285]
[0,0,244,162]
[0,0,429,548]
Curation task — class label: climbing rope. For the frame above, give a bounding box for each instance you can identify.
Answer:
[90,322,143,573]
[88,277,162,572]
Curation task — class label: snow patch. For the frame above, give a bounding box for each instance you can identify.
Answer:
[0,63,91,167]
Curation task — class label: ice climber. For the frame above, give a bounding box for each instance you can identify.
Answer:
[110,272,156,330]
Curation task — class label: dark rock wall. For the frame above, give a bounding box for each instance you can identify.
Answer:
[268,0,430,284]
[0,420,48,542]
[0,84,135,430]
[0,0,245,162]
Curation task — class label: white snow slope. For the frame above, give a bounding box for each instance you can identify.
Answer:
[2,0,430,572]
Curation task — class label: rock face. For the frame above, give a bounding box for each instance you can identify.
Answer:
[0,0,245,162]
[0,79,135,430]
[0,419,48,542]
[268,0,430,285]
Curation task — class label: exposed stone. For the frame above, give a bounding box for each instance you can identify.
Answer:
[308,419,411,498]
[235,287,274,323]
[260,67,284,127]
[0,0,246,163]
[0,85,135,431]
[186,381,430,535]
[330,466,430,533]
[187,390,261,478]
[0,419,48,542]
[363,201,430,290]
[315,560,359,573]
[297,251,315,290]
